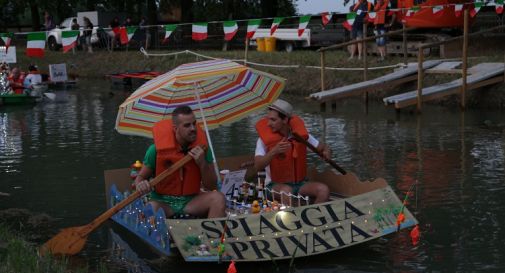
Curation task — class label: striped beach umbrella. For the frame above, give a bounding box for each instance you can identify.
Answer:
[115,59,285,138]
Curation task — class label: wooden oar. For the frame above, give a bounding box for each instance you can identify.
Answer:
[292,132,347,175]
[39,153,195,256]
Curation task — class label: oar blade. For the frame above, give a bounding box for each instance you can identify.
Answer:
[39,226,88,256]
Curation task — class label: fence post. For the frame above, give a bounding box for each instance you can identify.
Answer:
[416,47,424,113]
[403,23,408,66]
[363,24,368,109]
[244,38,249,66]
[320,51,326,91]
[461,8,469,110]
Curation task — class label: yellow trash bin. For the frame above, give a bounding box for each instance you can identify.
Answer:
[256,38,265,52]
[265,37,277,52]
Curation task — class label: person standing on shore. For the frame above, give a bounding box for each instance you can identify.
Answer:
[83,17,93,53]
[349,0,373,60]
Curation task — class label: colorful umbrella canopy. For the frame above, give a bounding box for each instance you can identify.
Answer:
[115,59,285,138]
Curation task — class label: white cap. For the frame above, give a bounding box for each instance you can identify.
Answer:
[268,99,293,117]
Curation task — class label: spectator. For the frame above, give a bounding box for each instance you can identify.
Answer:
[43,11,55,30]
[71,18,80,53]
[109,17,120,50]
[349,0,373,60]
[374,0,395,61]
[139,17,150,49]
[83,17,93,53]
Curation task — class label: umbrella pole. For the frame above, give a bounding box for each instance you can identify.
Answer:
[193,86,222,189]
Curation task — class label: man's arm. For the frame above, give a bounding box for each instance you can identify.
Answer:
[189,146,217,190]
[134,165,153,194]
[254,138,290,171]
[308,134,331,160]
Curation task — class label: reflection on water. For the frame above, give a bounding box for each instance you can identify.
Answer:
[1,80,505,272]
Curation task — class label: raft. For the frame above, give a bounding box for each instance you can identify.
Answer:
[104,156,417,262]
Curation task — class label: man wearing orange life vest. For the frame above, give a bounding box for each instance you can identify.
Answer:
[254,99,331,204]
[134,106,226,218]
[374,0,395,61]
[8,68,26,95]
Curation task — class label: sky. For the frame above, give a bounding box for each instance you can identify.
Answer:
[295,0,348,15]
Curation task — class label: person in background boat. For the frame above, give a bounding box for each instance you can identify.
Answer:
[83,17,93,53]
[134,105,226,218]
[254,99,331,204]
[23,65,42,90]
[374,0,395,62]
[349,0,373,60]
[8,67,26,95]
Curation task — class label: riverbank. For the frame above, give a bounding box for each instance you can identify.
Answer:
[13,47,505,108]
[0,209,109,273]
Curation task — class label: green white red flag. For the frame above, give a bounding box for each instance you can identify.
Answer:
[223,21,238,41]
[26,32,46,57]
[496,0,504,14]
[62,30,79,53]
[454,4,464,17]
[321,12,332,26]
[192,23,208,41]
[470,1,483,17]
[406,6,420,17]
[298,16,311,37]
[0,33,13,53]
[367,11,376,23]
[246,19,261,39]
[119,27,137,44]
[342,12,356,31]
[270,17,284,36]
[432,5,444,15]
[164,24,177,42]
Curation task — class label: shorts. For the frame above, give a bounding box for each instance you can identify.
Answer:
[265,180,307,199]
[375,26,386,46]
[351,23,364,39]
[149,191,196,215]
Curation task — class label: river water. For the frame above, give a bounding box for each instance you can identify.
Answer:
[1,79,504,272]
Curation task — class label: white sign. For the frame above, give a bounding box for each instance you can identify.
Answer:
[0,46,17,63]
[49,63,68,82]
[220,169,247,200]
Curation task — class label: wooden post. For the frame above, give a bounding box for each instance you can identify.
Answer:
[363,23,369,109]
[461,9,469,110]
[244,38,249,66]
[403,23,408,65]
[416,47,424,113]
[320,51,326,91]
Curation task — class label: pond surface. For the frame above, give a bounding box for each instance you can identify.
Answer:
[1,79,504,272]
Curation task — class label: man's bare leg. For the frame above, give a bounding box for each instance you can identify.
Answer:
[150,200,175,218]
[270,183,293,203]
[184,191,226,218]
[298,181,330,204]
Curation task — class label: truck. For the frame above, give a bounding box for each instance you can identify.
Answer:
[46,11,125,51]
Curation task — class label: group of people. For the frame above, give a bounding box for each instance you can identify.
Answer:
[0,63,43,95]
[348,0,395,61]
[109,16,150,50]
[70,17,94,53]
[133,99,331,219]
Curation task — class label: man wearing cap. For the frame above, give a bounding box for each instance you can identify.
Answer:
[254,99,331,204]
[23,65,42,90]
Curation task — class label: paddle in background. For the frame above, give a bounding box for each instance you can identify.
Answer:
[39,152,199,256]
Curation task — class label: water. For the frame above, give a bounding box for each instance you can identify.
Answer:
[1,79,504,272]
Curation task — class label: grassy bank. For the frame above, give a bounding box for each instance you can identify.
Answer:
[13,46,505,108]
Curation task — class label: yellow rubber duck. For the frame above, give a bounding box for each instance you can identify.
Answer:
[251,200,261,214]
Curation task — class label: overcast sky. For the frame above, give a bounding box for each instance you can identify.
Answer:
[295,0,348,15]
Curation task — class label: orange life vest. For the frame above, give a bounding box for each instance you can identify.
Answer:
[374,0,389,25]
[152,119,208,196]
[256,115,309,183]
[8,73,25,94]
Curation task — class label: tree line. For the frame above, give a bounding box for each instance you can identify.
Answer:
[0,0,297,31]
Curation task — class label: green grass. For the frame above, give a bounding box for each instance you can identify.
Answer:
[0,224,108,273]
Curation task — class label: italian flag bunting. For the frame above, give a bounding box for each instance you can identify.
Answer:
[223,21,238,41]
[26,32,46,57]
[496,0,504,14]
[0,33,13,53]
[454,4,464,17]
[367,11,376,23]
[62,30,79,53]
[321,12,332,26]
[298,16,311,37]
[246,19,261,39]
[342,12,356,31]
[406,6,420,17]
[192,23,208,41]
[120,26,137,44]
[164,24,177,42]
[471,1,483,17]
[270,17,284,36]
[432,5,444,15]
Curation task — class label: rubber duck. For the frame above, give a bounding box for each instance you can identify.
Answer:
[251,200,261,213]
